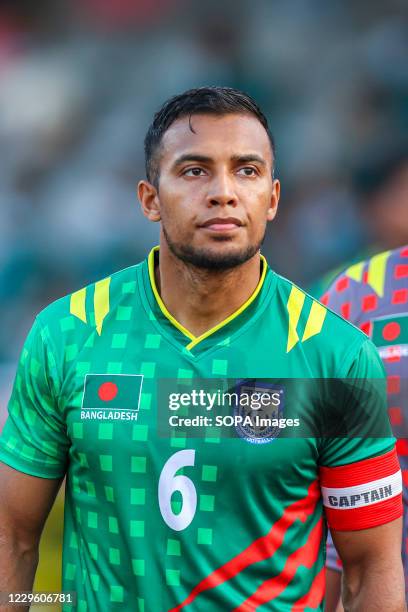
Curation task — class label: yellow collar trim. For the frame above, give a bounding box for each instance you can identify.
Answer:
[147,245,268,350]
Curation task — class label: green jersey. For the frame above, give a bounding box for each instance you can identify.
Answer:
[0,246,400,611]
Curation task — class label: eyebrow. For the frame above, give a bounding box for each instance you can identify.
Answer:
[172,154,213,168]
[230,154,267,167]
[172,153,267,168]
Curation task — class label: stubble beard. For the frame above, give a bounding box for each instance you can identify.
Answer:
[162,225,266,271]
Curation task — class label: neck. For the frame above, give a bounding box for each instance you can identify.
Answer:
[154,241,263,338]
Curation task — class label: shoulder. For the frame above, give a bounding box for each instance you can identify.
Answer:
[273,273,369,366]
[35,261,143,344]
[322,246,405,304]
[321,246,407,324]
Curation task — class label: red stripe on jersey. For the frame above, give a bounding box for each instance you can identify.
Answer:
[232,519,323,611]
[324,493,402,531]
[291,566,325,611]
[320,447,399,488]
[401,246,408,257]
[170,480,320,612]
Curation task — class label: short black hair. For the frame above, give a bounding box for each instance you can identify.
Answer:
[144,86,275,187]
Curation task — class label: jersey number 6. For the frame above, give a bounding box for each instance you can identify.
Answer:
[158,449,197,531]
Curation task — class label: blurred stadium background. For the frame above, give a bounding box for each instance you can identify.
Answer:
[0,0,407,607]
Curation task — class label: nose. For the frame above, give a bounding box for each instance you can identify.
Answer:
[206,172,238,208]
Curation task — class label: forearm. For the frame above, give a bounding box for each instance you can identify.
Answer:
[0,533,39,612]
[342,562,406,612]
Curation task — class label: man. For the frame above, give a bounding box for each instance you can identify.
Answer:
[0,87,404,611]
[321,245,408,610]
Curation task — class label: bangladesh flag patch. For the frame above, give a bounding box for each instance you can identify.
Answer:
[372,314,408,347]
[82,374,143,412]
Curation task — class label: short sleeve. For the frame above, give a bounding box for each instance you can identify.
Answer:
[319,338,394,466]
[0,316,69,478]
[319,338,402,530]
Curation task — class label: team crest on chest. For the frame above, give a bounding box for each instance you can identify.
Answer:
[233,380,284,444]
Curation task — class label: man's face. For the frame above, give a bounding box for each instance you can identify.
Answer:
[139,113,280,270]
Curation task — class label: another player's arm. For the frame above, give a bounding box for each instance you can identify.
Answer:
[331,519,405,611]
[0,463,63,611]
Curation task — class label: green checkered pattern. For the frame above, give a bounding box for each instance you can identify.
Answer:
[0,250,393,611]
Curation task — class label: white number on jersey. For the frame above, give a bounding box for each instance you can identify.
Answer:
[158,449,197,531]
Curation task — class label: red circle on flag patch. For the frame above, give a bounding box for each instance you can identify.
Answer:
[382,322,401,341]
[98,382,118,402]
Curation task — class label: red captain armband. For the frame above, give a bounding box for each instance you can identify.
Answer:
[319,448,402,531]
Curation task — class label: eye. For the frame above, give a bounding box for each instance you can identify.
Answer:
[183,167,206,177]
[237,167,258,177]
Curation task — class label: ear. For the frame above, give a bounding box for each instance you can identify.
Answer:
[138,180,161,222]
[267,179,280,222]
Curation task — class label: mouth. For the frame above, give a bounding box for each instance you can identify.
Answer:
[199,217,243,232]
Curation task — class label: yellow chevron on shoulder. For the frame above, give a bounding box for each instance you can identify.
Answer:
[343,250,391,297]
[286,286,306,353]
[70,287,87,323]
[69,277,112,334]
[344,261,364,282]
[367,250,391,297]
[94,277,111,336]
[302,300,327,343]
